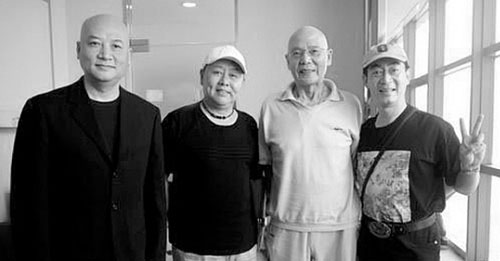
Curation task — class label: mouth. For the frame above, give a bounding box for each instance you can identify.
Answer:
[378,87,396,94]
[215,89,231,96]
[298,68,316,75]
[95,64,116,69]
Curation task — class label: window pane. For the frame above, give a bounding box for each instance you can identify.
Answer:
[493,57,500,166]
[497,0,500,42]
[441,64,471,252]
[395,35,404,51]
[443,64,471,139]
[445,0,472,64]
[415,12,429,77]
[415,84,428,112]
[490,177,500,260]
[442,193,468,251]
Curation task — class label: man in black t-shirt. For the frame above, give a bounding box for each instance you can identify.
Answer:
[162,45,261,261]
[356,43,486,261]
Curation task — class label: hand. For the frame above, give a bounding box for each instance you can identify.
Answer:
[459,115,486,172]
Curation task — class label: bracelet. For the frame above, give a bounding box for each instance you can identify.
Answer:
[460,163,480,173]
[461,169,480,175]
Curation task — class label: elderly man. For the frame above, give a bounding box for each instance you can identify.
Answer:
[356,43,486,261]
[162,45,260,261]
[10,14,166,261]
[258,26,362,261]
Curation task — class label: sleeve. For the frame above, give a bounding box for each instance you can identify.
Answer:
[144,108,167,261]
[161,112,178,177]
[10,98,51,260]
[258,102,272,166]
[348,91,363,157]
[249,117,262,180]
[438,121,461,187]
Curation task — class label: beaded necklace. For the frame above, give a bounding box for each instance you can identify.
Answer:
[201,101,235,120]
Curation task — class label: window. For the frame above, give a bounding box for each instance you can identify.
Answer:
[496,0,500,42]
[493,56,500,166]
[443,194,468,250]
[414,12,429,78]
[414,84,428,111]
[490,177,500,260]
[444,0,473,64]
[441,64,472,253]
[442,64,471,137]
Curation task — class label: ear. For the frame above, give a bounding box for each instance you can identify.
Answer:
[199,68,204,86]
[326,48,333,66]
[76,41,81,60]
[285,54,293,71]
[362,74,368,86]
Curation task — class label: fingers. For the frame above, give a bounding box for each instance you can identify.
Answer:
[459,118,468,140]
[471,114,484,137]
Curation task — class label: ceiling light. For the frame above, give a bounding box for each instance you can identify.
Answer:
[182,1,197,8]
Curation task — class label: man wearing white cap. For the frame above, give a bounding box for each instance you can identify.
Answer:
[356,43,486,261]
[258,26,362,261]
[162,45,260,260]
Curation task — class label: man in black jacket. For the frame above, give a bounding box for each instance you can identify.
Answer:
[10,14,167,261]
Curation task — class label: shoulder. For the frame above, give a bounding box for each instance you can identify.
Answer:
[162,102,199,128]
[337,89,361,106]
[24,81,79,111]
[411,109,455,132]
[237,110,258,128]
[260,90,290,116]
[262,91,284,106]
[121,88,159,115]
[361,116,376,130]
[166,103,199,119]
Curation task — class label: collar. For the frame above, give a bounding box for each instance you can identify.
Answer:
[279,78,343,103]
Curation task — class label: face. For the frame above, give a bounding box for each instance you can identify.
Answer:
[200,59,245,108]
[286,27,333,88]
[364,58,409,109]
[77,15,129,86]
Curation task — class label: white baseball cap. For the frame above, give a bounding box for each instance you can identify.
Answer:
[202,45,247,74]
[362,43,409,69]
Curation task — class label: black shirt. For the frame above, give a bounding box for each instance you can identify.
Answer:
[91,98,120,163]
[162,102,259,255]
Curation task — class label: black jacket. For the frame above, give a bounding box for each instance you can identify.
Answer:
[10,78,167,261]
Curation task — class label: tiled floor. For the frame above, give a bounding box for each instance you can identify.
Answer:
[165,246,464,261]
[164,233,465,261]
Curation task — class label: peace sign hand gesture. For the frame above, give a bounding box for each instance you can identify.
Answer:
[459,115,486,172]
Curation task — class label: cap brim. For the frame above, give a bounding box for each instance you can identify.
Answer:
[363,55,407,69]
[211,56,247,74]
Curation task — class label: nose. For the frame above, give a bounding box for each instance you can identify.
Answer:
[218,72,230,86]
[97,44,112,60]
[299,51,313,64]
[380,71,393,84]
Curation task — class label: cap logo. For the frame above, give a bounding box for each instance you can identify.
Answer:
[377,44,388,53]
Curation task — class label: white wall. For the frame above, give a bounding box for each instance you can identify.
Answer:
[237,0,365,118]
[0,0,52,222]
[0,0,365,222]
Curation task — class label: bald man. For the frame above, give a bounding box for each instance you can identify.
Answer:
[258,26,362,261]
[10,14,166,261]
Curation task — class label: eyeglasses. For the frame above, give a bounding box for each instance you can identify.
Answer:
[288,48,327,59]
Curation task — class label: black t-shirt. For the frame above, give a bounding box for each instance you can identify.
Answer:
[356,105,461,222]
[90,98,120,163]
[162,102,259,255]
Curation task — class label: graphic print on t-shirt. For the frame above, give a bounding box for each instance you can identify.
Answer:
[357,150,411,223]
